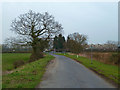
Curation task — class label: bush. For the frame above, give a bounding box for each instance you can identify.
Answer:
[81,52,119,65]
[13,60,25,69]
[109,53,118,64]
[118,53,120,65]
[92,53,101,60]
[29,52,43,62]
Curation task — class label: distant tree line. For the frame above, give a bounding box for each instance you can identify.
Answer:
[53,32,88,54]
[85,41,118,52]
[2,44,32,53]
[53,34,65,52]
[52,33,118,53]
[3,32,118,54]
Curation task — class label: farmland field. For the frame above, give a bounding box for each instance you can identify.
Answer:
[2,53,31,71]
[2,53,54,88]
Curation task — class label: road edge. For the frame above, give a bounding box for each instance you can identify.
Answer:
[58,54,118,88]
[35,58,56,88]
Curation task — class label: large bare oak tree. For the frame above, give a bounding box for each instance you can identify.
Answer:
[11,10,63,61]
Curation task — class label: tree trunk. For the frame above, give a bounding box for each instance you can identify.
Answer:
[29,45,43,62]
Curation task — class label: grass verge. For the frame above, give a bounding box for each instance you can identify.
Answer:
[2,53,31,71]
[56,53,119,85]
[2,54,54,88]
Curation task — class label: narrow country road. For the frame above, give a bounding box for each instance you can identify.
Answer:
[37,54,115,88]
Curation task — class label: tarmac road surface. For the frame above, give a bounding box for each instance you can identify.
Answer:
[36,54,115,88]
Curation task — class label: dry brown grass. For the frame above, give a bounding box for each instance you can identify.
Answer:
[77,52,119,65]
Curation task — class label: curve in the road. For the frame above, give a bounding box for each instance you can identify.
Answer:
[36,54,116,88]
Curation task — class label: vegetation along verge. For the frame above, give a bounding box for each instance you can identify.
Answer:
[2,54,54,88]
[56,53,119,86]
[2,53,31,71]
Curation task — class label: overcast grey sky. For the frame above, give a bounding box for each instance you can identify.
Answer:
[1,2,118,44]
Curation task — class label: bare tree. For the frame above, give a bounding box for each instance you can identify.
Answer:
[11,10,63,61]
[4,37,23,48]
[105,40,118,51]
[3,37,32,53]
[67,32,87,54]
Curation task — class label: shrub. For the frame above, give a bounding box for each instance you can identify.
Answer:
[92,53,101,60]
[81,52,119,65]
[13,60,25,69]
[109,53,118,64]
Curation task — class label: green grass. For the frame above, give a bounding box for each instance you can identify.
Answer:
[56,53,119,84]
[2,54,54,88]
[0,52,1,90]
[2,53,31,71]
